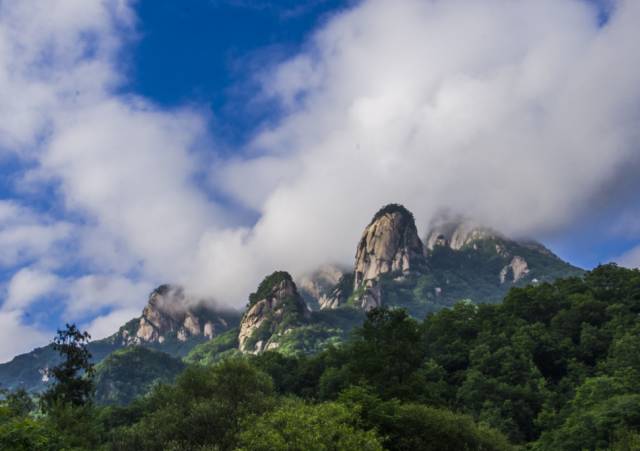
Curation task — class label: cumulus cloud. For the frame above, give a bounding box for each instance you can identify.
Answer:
[0,200,73,268]
[0,0,234,357]
[81,307,142,341]
[192,0,640,301]
[4,267,61,311]
[0,310,50,363]
[64,275,152,319]
[617,246,640,269]
[2,0,640,362]
[0,0,159,358]
[43,99,227,282]
[0,0,131,153]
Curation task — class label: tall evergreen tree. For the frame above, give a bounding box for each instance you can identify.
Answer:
[40,324,94,410]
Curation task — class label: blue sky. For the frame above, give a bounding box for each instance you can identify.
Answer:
[119,0,639,270]
[0,0,639,362]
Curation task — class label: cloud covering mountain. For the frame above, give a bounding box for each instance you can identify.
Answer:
[0,0,639,361]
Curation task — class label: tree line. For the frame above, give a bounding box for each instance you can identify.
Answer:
[1,264,639,450]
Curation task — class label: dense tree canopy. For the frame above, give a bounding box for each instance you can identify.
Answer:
[0,264,638,450]
[40,324,94,410]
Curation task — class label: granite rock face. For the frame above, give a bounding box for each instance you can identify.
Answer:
[121,285,227,346]
[297,265,345,310]
[423,214,568,288]
[424,216,499,252]
[500,256,530,283]
[352,204,426,310]
[238,272,309,353]
[318,273,354,310]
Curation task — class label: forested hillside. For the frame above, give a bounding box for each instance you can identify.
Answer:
[1,264,639,450]
[0,204,583,394]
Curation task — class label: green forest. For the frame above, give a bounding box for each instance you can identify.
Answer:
[1,264,639,450]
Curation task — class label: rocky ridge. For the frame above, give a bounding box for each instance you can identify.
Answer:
[306,206,583,314]
[119,285,230,346]
[350,204,426,309]
[424,216,499,252]
[354,204,425,287]
[315,204,425,310]
[238,272,310,353]
[499,256,530,284]
[0,203,585,392]
[298,265,345,310]
[318,273,354,310]
[423,215,560,285]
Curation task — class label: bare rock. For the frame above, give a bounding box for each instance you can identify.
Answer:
[238,272,309,353]
[425,215,499,252]
[318,273,355,310]
[124,285,230,346]
[351,204,425,309]
[500,256,530,283]
[297,264,345,310]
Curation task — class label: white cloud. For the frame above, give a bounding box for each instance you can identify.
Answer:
[43,99,226,281]
[188,0,640,303]
[82,307,141,341]
[0,0,131,153]
[2,0,640,368]
[617,246,640,269]
[4,267,61,311]
[64,275,152,320]
[0,200,73,268]
[0,310,50,363]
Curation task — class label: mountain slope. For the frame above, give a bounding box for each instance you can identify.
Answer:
[0,203,584,390]
[306,206,583,319]
[106,284,241,356]
[419,216,584,309]
[238,271,311,353]
[0,286,241,392]
[94,347,185,406]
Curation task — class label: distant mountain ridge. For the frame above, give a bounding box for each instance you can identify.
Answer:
[112,284,240,355]
[0,286,240,392]
[300,205,583,317]
[0,203,583,393]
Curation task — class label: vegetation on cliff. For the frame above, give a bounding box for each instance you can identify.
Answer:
[1,264,638,450]
[94,347,185,406]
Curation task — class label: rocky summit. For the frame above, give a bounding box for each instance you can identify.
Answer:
[0,285,240,392]
[121,285,228,346]
[423,214,581,289]
[424,215,498,251]
[297,264,346,310]
[0,203,584,393]
[351,204,426,309]
[306,204,583,316]
[354,204,425,287]
[238,271,310,353]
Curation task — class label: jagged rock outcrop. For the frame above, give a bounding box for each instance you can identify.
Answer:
[354,204,425,287]
[499,256,530,283]
[319,273,354,310]
[425,215,499,252]
[423,214,579,289]
[238,272,310,353]
[297,264,345,310]
[0,203,587,393]
[120,285,228,346]
[352,204,426,310]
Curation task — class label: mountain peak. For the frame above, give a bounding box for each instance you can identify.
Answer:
[368,203,416,227]
[239,271,309,353]
[297,264,345,310]
[122,285,231,346]
[248,271,295,306]
[353,204,425,309]
[424,214,501,252]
